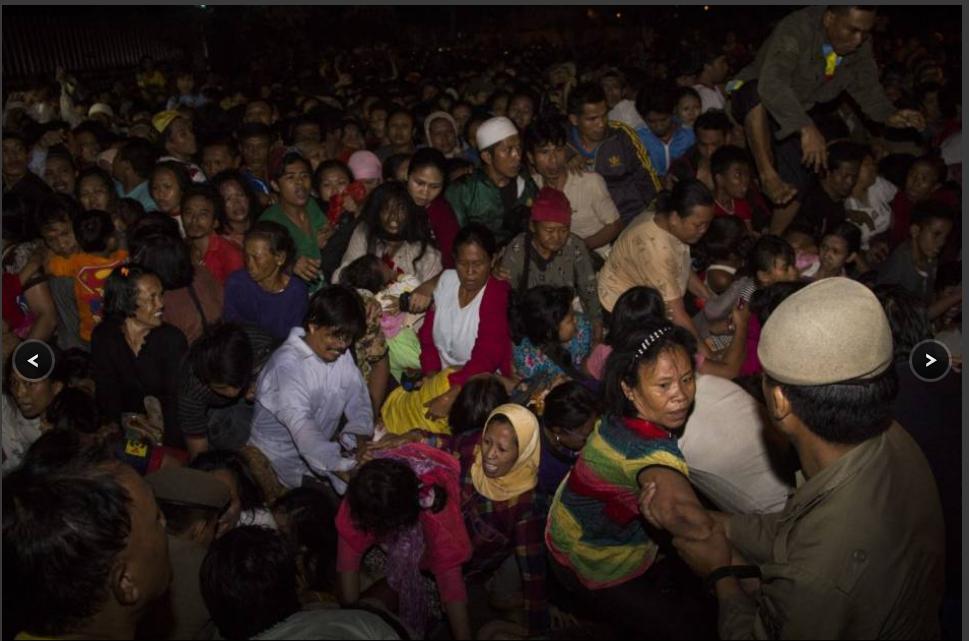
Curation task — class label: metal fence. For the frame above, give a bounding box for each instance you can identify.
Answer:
[2,10,192,87]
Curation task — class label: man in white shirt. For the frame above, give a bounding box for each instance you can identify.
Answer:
[693,45,730,114]
[249,286,373,494]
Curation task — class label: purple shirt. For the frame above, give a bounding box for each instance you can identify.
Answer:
[223,270,308,341]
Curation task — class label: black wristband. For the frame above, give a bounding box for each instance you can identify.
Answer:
[398,292,411,313]
[703,565,761,592]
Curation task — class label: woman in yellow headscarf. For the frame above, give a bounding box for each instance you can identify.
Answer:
[455,403,550,636]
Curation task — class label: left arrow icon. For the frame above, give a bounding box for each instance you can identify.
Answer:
[27,355,39,368]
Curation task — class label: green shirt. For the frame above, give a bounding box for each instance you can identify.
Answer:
[259,200,328,261]
[445,169,538,245]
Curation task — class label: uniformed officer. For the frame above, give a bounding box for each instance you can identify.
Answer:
[641,277,945,639]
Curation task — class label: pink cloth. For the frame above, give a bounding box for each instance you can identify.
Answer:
[347,150,382,180]
[739,314,762,377]
[419,276,513,387]
[585,343,612,381]
[335,443,471,605]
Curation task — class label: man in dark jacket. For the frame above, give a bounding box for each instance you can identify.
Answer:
[728,6,925,227]
[566,82,662,225]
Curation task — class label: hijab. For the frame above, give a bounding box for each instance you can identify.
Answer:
[471,403,541,502]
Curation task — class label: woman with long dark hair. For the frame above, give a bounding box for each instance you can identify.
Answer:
[332,181,442,284]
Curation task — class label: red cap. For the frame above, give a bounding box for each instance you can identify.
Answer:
[530,187,572,227]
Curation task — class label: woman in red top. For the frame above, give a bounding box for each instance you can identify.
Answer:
[181,185,244,284]
[337,443,472,640]
[407,148,460,268]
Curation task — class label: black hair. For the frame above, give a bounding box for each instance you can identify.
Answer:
[710,145,752,178]
[75,167,119,210]
[606,286,667,347]
[408,147,448,183]
[448,376,510,436]
[190,323,255,389]
[674,85,702,108]
[103,264,160,320]
[825,141,868,174]
[117,138,159,180]
[347,458,446,539]
[115,198,146,229]
[908,153,948,187]
[911,200,955,228]
[44,387,100,435]
[45,144,75,171]
[524,114,568,155]
[453,222,497,260]
[741,235,796,285]
[543,381,600,434]
[509,285,581,378]
[313,159,353,191]
[72,209,115,254]
[3,436,130,637]
[199,526,300,641]
[270,487,338,593]
[693,215,752,272]
[765,366,897,445]
[2,129,28,147]
[190,450,266,512]
[360,181,434,272]
[150,160,191,197]
[635,84,677,118]
[603,322,698,418]
[35,193,81,232]
[126,211,181,243]
[655,178,714,219]
[338,254,386,294]
[749,281,807,326]
[57,347,94,388]
[382,153,412,182]
[71,120,107,147]
[180,183,224,226]
[210,169,262,230]
[271,150,311,183]
[303,284,367,342]
[872,284,932,360]
[236,121,273,143]
[823,221,862,256]
[567,82,607,116]
[694,110,732,135]
[244,220,297,272]
[132,231,194,290]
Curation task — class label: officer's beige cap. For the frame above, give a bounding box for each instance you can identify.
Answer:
[758,277,893,385]
[146,467,230,510]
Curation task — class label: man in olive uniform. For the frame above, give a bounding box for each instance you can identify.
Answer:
[642,277,945,639]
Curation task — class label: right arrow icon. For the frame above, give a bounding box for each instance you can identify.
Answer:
[925,354,937,368]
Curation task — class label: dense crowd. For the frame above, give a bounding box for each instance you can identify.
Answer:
[1,5,962,641]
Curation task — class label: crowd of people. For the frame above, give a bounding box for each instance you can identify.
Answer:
[1,5,962,640]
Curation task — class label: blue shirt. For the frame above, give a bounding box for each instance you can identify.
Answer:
[121,180,158,213]
[223,269,308,341]
[249,327,374,492]
[635,125,696,177]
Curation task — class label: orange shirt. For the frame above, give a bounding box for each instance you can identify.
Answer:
[47,249,128,341]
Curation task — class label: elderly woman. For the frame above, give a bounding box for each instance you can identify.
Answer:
[333,181,442,284]
[91,265,188,448]
[224,220,308,341]
[545,322,716,637]
[380,224,512,434]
